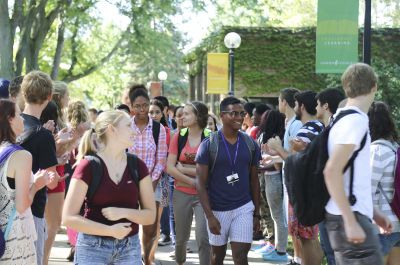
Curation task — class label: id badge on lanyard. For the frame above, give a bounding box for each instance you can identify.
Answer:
[220,131,240,186]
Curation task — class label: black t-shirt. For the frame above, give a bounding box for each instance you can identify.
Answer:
[20,113,58,218]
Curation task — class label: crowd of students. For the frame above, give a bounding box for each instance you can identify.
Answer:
[0,62,399,265]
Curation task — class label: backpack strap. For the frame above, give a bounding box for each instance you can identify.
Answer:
[178,128,211,163]
[85,155,103,200]
[152,120,161,148]
[177,128,189,162]
[331,109,368,206]
[239,131,256,168]
[127,153,139,189]
[209,131,219,173]
[208,131,255,173]
[345,132,368,205]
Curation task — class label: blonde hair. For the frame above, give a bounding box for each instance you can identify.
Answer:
[22,71,53,105]
[67,101,88,129]
[76,110,129,163]
[52,81,68,129]
[341,63,378,98]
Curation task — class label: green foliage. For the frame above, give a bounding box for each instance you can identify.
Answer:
[186,27,400,93]
[373,58,400,127]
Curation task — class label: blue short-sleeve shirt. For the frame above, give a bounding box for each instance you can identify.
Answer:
[195,133,261,211]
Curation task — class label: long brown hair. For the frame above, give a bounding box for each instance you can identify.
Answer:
[0,99,17,143]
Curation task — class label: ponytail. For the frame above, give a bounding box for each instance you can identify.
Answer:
[75,129,97,166]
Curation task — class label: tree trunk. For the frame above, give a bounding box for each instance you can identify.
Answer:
[0,0,14,79]
[51,16,66,79]
[15,0,38,76]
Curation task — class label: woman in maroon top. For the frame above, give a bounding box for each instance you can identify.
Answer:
[62,110,156,264]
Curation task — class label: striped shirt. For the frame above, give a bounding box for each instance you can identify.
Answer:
[370,139,400,233]
[129,116,167,181]
[296,120,324,143]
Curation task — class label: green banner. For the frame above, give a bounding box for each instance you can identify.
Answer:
[316,0,359,73]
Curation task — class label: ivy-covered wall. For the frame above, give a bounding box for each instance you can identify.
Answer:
[185,27,400,99]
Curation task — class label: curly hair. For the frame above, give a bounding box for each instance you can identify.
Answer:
[52,81,68,129]
[67,101,88,129]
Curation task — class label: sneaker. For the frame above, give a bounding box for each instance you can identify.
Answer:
[251,240,268,251]
[158,234,171,246]
[254,242,275,254]
[286,261,300,265]
[262,250,289,263]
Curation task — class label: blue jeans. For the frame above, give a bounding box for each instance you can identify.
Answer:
[74,233,141,264]
[161,206,170,236]
[169,177,176,244]
[319,221,336,265]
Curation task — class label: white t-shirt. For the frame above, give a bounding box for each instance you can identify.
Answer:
[325,106,373,219]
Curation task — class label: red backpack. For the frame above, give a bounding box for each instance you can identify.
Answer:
[375,140,400,219]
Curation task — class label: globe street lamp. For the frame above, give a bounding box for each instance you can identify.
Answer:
[224,32,241,96]
[158,71,168,95]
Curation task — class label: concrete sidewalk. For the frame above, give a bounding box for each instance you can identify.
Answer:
[49,226,286,265]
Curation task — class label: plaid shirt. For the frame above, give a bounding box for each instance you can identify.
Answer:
[129,116,167,181]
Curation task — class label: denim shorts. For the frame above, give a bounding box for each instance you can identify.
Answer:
[74,233,141,264]
[379,232,400,255]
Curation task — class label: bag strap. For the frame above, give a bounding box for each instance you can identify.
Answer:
[209,131,219,173]
[177,128,189,162]
[330,109,367,206]
[345,132,368,205]
[85,155,103,200]
[3,207,17,240]
[152,120,161,148]
[239,131,256,168]
[127,153,139,190]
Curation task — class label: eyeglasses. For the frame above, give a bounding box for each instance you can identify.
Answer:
[132,103,149,110]
[221,110,246,118]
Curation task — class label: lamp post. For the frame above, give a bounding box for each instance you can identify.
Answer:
[224,32,241,96]
[158,71,168,95]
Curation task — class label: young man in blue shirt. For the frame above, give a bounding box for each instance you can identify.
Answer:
[196,97,261,265]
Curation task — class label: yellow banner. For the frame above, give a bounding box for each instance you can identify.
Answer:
[207,53,229,94]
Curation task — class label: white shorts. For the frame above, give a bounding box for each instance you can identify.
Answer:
[207,201,255,246]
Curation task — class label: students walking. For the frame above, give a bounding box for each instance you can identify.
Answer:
[62,110,156,264]
[196,97,261,265]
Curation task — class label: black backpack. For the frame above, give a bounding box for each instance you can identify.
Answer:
[151,121,161,147]
[284,109,367,226]
[85,153,140,200]
[176,128,211,161]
